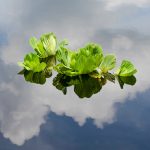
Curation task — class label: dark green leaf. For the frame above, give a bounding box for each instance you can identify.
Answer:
[116,75,136,89]
[18,69,25,75]
[103,72,115,83]
[74,75,102,98]
[24,70,46,84]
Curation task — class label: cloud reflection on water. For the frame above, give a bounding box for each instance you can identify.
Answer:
[0,0,150,146]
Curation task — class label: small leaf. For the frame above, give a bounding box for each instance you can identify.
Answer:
[115,60,137,76]
[40,33,57,56]
[29,33,57,58]
[29,37,38,50]
[103,72,115,83]
[116,75,136,89]
[100,54,116,73]
[54,64,79,76]
[18,69,25,75]
[89,71,102,78]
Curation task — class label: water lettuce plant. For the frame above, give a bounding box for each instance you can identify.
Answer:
[55,43,103,76]
[18,53,46,72]
[18,32,137,97]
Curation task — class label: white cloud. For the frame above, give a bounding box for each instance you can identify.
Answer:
[0,0,150,146]
[1,33,150,145]
[0,0,117,64]
[0,82,18,95]
[103,0,150,10]
[0,80,50,145]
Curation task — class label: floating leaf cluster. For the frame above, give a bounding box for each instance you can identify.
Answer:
[18,32,137,98]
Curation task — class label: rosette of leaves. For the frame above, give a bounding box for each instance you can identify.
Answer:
[87,54,116,82]
[18,53,46,72]
[29,32,57,58]
[54,43,103,76]
[17,32,138,91]
[18,53,56,84]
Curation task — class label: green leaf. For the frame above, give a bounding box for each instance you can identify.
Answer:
[29,37,38,50]
[41,56,56,75]
[89,70,102,78]
[53,74,102,98]
[70,43,103,74]
[24,70,46,84]
[116,75,136,89]
[103,72,115,83]
[74,75,102,98]
[55,43,103,76]
[115,60,137,76]
[40,33,57,55]
[29,33,57,58]
[100,54,116,73]
[53,74,69,94]
[54,64,79,76]
[18,53,46,72]
[24,71,34,82]
[56,42,75,67]
[18,69,26,75]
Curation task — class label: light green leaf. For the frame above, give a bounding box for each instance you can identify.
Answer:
[56,44,75,67]
[54,64,79,76]
[55,43,103,76]
[115,60,137,76]
[18,53,46,72]
[100,54,116,73]
[70,43,103,74]
[29,33,57,58]
[40,33,57,55]
[41,56,56,74]
[29,37,38,50]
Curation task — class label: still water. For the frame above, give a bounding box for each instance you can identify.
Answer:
[0,67,150,150]
[1,0,150,149]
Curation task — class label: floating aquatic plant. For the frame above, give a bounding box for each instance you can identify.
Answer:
[18,32,137,98]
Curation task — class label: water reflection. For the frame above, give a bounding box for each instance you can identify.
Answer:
[116,75,136,89]
[53,74,103,98]
[19,71,137,98]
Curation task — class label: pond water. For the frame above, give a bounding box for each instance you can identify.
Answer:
[1,90,150,150]
[0,0,150,149]
[0,68,149,150]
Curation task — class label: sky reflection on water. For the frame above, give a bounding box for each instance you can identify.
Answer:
[0,0,150,149]
[0,90,150,150]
